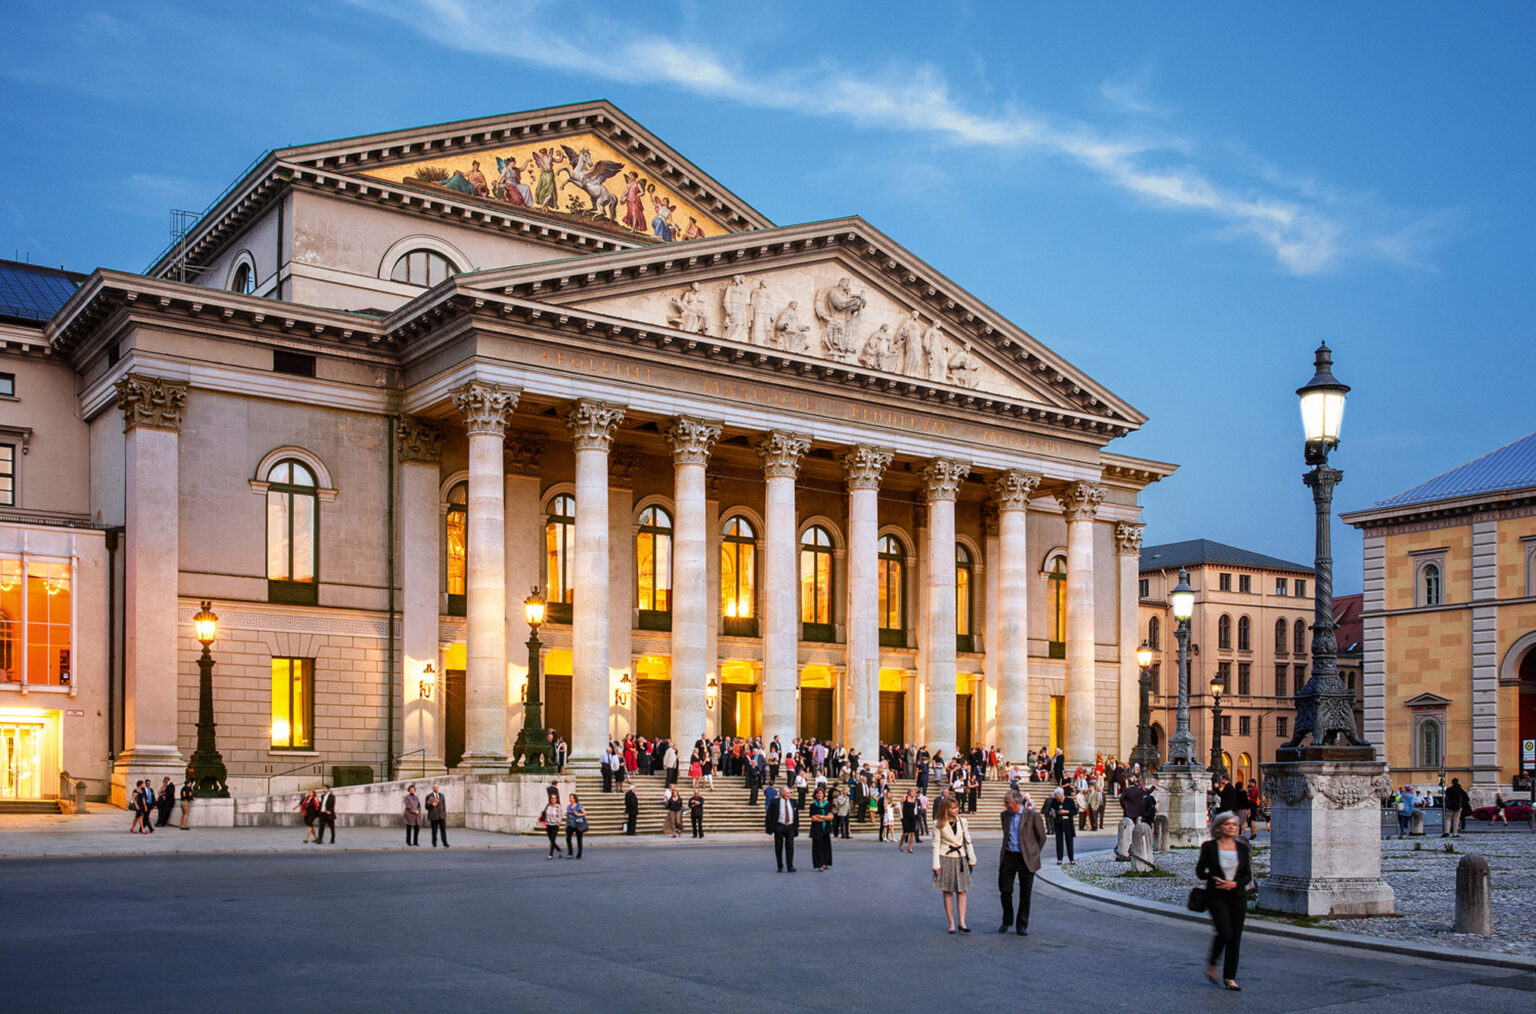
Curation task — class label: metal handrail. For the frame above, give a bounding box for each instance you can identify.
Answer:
[265,757,324,796]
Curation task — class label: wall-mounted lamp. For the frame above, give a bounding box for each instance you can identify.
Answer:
[705,675,718,711]
[615,672,631,708]
[419,663,436,701]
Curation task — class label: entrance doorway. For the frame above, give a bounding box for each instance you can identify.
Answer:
[544,674,572,745]
[635,679,671,740]
[879,691,906,746]
[0,721,43,798]
[955,694,974,753]
[444,670,465,769]
[722,684,761,738]
[1049,695,1065,753]
[800,687,834,742]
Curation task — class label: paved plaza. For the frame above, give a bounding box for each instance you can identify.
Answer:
[5,831,1532,1013]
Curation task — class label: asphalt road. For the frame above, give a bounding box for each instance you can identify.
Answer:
[6,837,1532,1012]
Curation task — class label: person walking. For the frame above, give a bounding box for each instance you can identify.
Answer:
[688,789,705,838]
[425,784,449,847]
[1045,787,1078,865]
[900,788,919,853]
[402,784,422,847]
[316,786,337,844]
[541,790,563,859]
[296,789,318,843]
[772,788,798,872]
[809,787,834,871]
[1395,785,1415,837]
[930,797,976,933]
[1196,812,1252,991]
[997,790,1047,935]
[565,794,587,858]
[128,780,148,834]
[623,784,639,836]
[178,779,195,830]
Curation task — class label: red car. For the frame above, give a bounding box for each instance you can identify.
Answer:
[1470,801,1533,822]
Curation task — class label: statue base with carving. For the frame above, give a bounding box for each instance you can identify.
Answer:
[1259,757,1395,917]
[1158,764,1210,848]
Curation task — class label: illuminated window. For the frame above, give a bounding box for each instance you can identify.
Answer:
[0,559,72,686]
[1148,616,1160,650]
[445,482,467,616]
[1048,555,1066,658]
[800,525,834,641]
[1218,614,1232,651]
[720,516,757,635]
[270,657,313,750]
[390,249,456,287]
[1275,617,1288,656]
[266,459,317,605]
[1237,615,1251,651]
[878,535,905,645]
[545,494,575,619]
[955,543,974,652]
[637,505,673,628]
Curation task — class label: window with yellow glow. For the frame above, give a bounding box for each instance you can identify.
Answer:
[270,657,313,750]
[445,481,467,599]
[545,494,576,604]
[636,506,673,612]
[878,535,904,632]
[266,459,317,604]
[800,526,834,626]
[955,543,974,638]
[1048,555,1067,645]
[0,559,72,686]
[720,516,756,619]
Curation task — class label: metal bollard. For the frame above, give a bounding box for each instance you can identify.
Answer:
[1452,854,1492,935]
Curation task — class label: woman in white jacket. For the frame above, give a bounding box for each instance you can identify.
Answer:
[929,797,977,933]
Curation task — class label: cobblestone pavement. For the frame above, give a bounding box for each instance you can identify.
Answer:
[1065,830,1536,956]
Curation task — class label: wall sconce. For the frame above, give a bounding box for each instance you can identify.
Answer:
[520,679,528,704]
[705,676,718,711]
[419,663,436,701]
[615,672,631,708]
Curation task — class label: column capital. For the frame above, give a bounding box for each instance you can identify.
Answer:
[1114,522,1146,556]
[989,469,1041,512]
[666,416,723,466]
[451,381,520,437]
[561,398,626,451]
[503,433,545,476]
[752,431,811,479]
[838,445,893,491]
[608,450,640,488]
[397,416,443,464]
[114,374,187,433]
[918,457,971,502]
[1056,481,1106,522]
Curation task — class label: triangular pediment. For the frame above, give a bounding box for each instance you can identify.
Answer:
[1403,692,1452,708]
[456,219,1144,428]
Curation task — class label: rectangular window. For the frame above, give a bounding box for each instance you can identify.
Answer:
[0,558,73,686]
[0,373,13,397]
[1138,578,1149,599]
[1221,715,1231,736]
[1238,575,1251,593]
[1239,716,1251,737]
[1276,716,1288,738]
[1237,662,1251,696]
[0,444,13,506]
[1275,664,1288,698]
[1150,663,1160,696]
[1276,578,1288,595]
[273,350,316,377]
[1219,572,1232,592]
[270,658,314,750]
[1217,661,1231,693]
[1295,579,1306,598]
[1294,664,1307,691]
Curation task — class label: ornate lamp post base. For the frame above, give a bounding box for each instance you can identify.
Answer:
[1260,757,1395,916]
[1157,763,1210,847]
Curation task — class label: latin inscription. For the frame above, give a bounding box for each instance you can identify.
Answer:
[982,430,1063,455]
[701,379,812,410]
[850,405,947,434]
[540,349,652,380]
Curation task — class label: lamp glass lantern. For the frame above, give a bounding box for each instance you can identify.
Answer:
[1136,641,1153,669]
[705,676,719,711]
[193,601,219,646]
[419,663,436,700]
[1170,571,1195,622]
[524,588,546,630]
[1297,342,1350,449]
[1209,674,1224,698]
[615,672,632,708]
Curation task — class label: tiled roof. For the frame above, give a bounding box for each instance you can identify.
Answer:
[1371,431,1536,509]
[0,259,84,324]
[1139,538,1311,575]
[1333,593,1363,654]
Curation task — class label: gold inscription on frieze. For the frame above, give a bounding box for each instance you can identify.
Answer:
[540,349,652,381]
[850,406,949,435]
[701,379,813,410]
[982,430,1063,455]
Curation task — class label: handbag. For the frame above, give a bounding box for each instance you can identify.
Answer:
[574,815,589,833]
[1186,886,1208,913]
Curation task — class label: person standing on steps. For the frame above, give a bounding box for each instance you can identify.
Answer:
[623,783,639,836]
[930,797,976,933]
[425,784,449,847]
[663,742,679,788]
[772,787,798,872]
[688,788,705,838]
[565,793,586,858]
[809,786,834,870]
[402,784,422,847]
[997,790,1047,935]
[1044,787,1077,865]
[1196,811,1251,991]
[600,743,615,793]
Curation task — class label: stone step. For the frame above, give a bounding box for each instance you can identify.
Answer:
[0,800,64,814]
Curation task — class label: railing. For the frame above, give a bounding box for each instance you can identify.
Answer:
[58,770,86,814]
[265,758,324,796]
[394,749,426,777]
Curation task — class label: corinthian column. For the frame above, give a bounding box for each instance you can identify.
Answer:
[452,381,519,770]
[398,417,445,777]
[990,469,1040,763]
[919,457,971,759]
[563,399,626,762]
[667,416,722,746]
[1057,481,1105,764]
[1115,522,1145,763]
[753,431,810,745]
[839,445,892,768]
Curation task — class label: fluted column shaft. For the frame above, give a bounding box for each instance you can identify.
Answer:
[668,417,721,746]
[755,432,810,746]
[920,458,970,760]
[453,382,519,768]
[840,446,892,766]
[992,470,1040,763]
[1058,482,1105,764]
[398,417,445,775]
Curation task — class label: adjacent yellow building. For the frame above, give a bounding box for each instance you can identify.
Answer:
[1342,431,1536,797]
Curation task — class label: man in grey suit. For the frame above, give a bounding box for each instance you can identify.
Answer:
[998,790,1047,935]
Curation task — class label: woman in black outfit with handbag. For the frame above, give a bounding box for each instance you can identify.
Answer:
[1194,811,1251,991]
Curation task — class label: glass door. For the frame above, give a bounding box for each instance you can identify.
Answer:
[1,723,43,798]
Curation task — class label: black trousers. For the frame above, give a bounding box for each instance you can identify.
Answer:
[317,815,335,843]
[811,833,832,868]
[1207,888,1246,980]
[430,819,448,846]
[405,824,419,845]
[1054,827,1075,862]
[773,829,796,870]
[690,810,704,838]
[601,767,613,792]
[545,825,560,855]
[623,811,637,835]
[565,828,584,856]
[998,851,1036,930]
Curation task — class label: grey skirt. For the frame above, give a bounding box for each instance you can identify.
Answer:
[934,854,972,893]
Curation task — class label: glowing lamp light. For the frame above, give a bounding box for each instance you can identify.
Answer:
[524,587,546,630]
[1136,641,1153,669]
[705,675,719,711]
[193,601,219,647]
[615,672,631,708]
[1297,342,1349,449]
[1210,675,1225,698]
[1170,569,1195,623]
[419,663,436,701]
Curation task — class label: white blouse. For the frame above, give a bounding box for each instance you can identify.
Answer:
[1217,846,1239,881]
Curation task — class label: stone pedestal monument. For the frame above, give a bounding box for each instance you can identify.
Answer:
[1161,766,1209,847]
[1260,756,1394,916]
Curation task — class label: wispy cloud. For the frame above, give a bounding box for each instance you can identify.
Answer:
[347,0,1449,275]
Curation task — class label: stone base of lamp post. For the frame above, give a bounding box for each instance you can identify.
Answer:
[1259,757,1395,917]
[110,748,187,808]
[1159,764,1211,847]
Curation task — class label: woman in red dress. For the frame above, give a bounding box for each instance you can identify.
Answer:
[624,735,638,774]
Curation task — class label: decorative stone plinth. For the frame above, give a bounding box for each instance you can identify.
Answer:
[1260,758,1395,917]
[110,747,187,808]
[1160,764,1209,847]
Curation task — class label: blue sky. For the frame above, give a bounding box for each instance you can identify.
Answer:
[4,2,1533,591]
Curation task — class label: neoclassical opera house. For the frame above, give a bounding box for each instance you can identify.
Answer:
[2,102,1173,803]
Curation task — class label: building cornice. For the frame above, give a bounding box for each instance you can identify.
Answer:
[1341,490,1536,531]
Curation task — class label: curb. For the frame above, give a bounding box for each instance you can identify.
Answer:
[1036,862,1536,972]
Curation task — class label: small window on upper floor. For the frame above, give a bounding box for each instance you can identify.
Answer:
[1238,575,1251,594]
[1276,578,1288,596]
[1219,572,1232,592]
[0,373,14,398]
[1295,578,1307,598]
[1421,563,1442,607]
[1139,577,1149,599]
[390,249,457,287]
[230,261,257,295]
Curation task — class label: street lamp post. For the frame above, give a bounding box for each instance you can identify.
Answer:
[512,587,555,773]
[1165,568,1200,766]
[1132,641,1157,773]
[1209,675,1227,782]
[185,601,229,798]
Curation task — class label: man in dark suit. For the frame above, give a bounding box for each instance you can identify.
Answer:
[315,786,337,844]
[763,784,778,834]
[424,784,449,847]
[622,785,639,835]
[916,758,929,795]
[998,790,1047,935]
[772,791,798,872]
[1119,778,1146,824]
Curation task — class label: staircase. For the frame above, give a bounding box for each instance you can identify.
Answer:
[0,799,65,815]
[530,773,1124,836]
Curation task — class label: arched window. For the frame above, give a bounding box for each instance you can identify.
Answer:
[956,543,975,652]
[1237,615,1251,652]
[390,248,456,287]
[878,535,905,646]
[1218,614,1232,651]
[1148,615,1160,651]
[1048,555,1067,658]
[445,481,467,616]
[545,494,575,621]
[720,515,757,636]
[1294,618,1306,655]
[1275,617,1288,656]
[230,261,256,295]
[800,525,835,641]
[637,506,673,628]
[1417,719,1442,769]
[266,459,317,604]
[1422,563,1441,606]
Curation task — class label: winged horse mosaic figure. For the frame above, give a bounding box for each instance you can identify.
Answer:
[559,145,623,220]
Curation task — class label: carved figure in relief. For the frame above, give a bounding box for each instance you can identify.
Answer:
[774,300,811,352]
[497,156,534,207]
[721,274,751,343]
[922,321,947,381]
[558,145,623,220]
[668,282,709,334]
[748,280,774,346]
[947,342,981,388]
[858,324,897,372]
[815,277,867,362]
[896,310,925,376]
